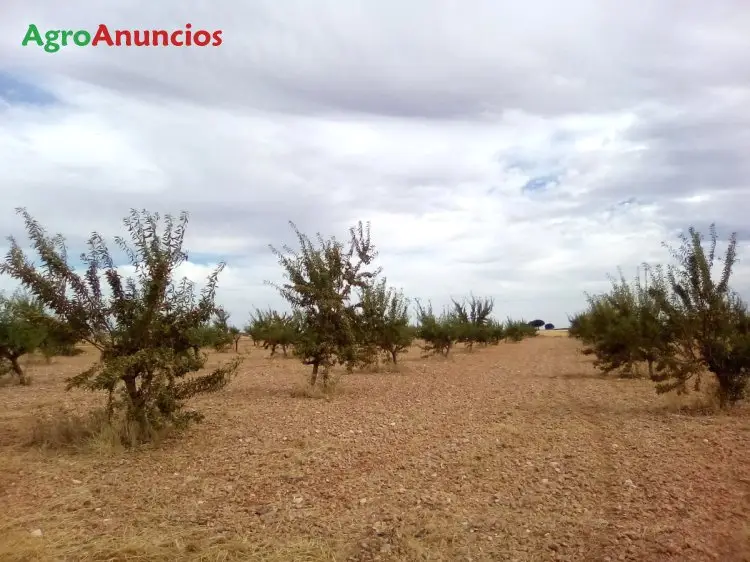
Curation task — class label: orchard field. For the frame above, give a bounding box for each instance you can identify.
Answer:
[1,331,748,562]
[1,211,749,561]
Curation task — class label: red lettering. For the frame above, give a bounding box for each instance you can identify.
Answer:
[91,24,113,46]
[114,30,131,46]
[152,30,169,46]
[193,30,211,46]
[184,23,193,46]
[132,30,150,46]
[170,30,183,46]
[212,30,223,46]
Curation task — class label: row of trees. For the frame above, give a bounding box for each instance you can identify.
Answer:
[8,206,743,450]
[262,223,536,385]
[244,293,538,367]
[0,290,242,385]
[568,225,750,407]
[0,209,536,444]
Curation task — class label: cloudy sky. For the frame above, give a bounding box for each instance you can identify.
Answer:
[1,0,749,327]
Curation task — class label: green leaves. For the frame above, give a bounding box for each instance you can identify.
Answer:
[268,221,380,386]
[502,318,537,343]
[570,268,672,378]
[571,225,750,406]
[651,225,749,405]
[356,278,414,365]
[0,292,50,383]
[415,296,531,356]
[1,208,241,442]
[245,308,301,356]
[415,300,460,357]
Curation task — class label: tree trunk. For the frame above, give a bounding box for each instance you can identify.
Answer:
[10,356,28,385]
[123,375,140,408]
[391,349,398,364]
[717,380,729,409]
[716,373,741,408]
[310,362,319,386]
[123,374,150,428]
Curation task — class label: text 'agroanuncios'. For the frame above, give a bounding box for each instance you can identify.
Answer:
[21,23,223,53]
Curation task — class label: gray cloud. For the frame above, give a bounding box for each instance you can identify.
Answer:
[0,0,749,327]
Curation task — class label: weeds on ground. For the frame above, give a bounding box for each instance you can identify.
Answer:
[27,407,175,452]
[289,375,342,399]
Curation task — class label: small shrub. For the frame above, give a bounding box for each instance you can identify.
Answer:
[451,295,495,350]
[245,308,301,357]
[0,292,52,385]
[569,268,669,378]
[415,300,460,357]
[229,326,242,352]
[503,318,537,342]
[210,308,235,352]
[356,279,414,366]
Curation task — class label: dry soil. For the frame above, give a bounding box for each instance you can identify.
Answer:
[1,333,749,561]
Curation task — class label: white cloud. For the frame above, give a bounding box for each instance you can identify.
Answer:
[0,0,749,328]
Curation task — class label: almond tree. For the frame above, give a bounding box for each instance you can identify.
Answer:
[502,318,537,342]
[0,208,241,441]
[415,300,460,357]
[0,292,48,385]
[570,270,669,378]
[451,295,495,350]
[268,221,380,387]
[245,308,300,357]
[357,278,414,365]
[210,307,235,352]
[229,326,242,352]
[648,225,750,406]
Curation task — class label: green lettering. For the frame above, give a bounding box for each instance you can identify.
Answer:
[73,30,91,46]
[21,24,43,47]
[44,29,60,53]
[61,30,73,46]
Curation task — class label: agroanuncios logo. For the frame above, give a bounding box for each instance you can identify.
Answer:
[21,23,223,53]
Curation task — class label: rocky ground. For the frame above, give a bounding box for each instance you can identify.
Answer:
[1,334,748,561]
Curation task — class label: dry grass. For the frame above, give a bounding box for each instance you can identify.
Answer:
[1,336,749,561]
[537,328,570,337]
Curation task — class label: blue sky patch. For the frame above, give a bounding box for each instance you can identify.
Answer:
[0,71,58,106]
[522,174,560,193]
